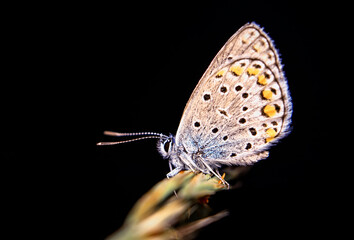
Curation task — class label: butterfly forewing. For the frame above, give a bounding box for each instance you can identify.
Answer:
[175,23,292,165]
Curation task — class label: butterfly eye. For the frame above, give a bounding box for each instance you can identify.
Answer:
[163,139,171,153]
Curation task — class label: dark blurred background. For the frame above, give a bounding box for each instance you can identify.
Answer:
[2,1,337,239]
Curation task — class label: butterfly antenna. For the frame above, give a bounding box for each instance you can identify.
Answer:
[97,131,167,146]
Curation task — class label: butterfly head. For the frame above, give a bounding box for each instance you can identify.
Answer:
[157,134,176,159]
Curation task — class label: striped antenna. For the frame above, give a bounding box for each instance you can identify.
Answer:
[97,131,167,146]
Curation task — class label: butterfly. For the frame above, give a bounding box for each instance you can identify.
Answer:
[97,23,292,185]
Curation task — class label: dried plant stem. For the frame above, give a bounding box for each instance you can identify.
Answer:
[107,168,249,240]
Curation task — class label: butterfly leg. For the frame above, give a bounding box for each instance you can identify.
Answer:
[167,162,180,197]
[166,166,183,178]
[168,161,173,174]
[199,157,229,188]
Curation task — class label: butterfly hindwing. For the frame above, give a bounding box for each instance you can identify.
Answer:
[175,23,292,166]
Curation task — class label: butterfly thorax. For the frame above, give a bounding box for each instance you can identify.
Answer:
[158,134,220,177]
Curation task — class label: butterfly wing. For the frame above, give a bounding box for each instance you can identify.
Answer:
[175,22,292,166]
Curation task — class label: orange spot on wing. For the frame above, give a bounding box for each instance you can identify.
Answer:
[247,67,260,76]
[230,65,244,76]
[258,74,267,85]
[265,128,277,143]
[263,105,276,117]
[262,89,273,100]
[216,69,226,78]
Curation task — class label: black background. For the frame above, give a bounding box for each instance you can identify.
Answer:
[3,1,338,239]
